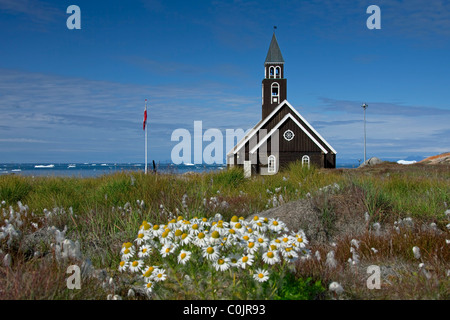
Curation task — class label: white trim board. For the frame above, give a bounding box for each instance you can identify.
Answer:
[228,100,337,156]
[249,113,329,154]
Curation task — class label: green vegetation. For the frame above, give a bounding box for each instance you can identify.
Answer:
[0,161,448,300]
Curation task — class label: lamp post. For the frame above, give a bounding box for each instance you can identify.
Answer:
[361,103,368,163]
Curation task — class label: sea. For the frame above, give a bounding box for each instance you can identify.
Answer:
[0,162,356,178]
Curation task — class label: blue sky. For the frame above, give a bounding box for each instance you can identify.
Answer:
[0,0,449,164]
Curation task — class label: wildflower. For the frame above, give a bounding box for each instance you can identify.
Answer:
[202,246,220,261]
[281,246,299,261]
[246,241,259,255]
[329,282,344,295]
[268,218,285,233]
[177,250,192,265]
[135,231,145,245]
[350,239,360,249]
[180,232,193,245]
[193,231,208,247]
[118,260,128,272]
[151,224,163,237]
[412,246,421,259]
[121,247,135,261]
[255,235,269,250]
[253,268,269,282]
[189,223,201,235]
[138,245,152,258]
[229,254,241,268]
[325,251,337,269]
[153,268,167,282]
[209,230,222,245]
[239,254,254,269]
[129,259,144,273]
[160,243,178,258]
[213,257,231,272]
[145,281,154,294]
[262,250,280,265]
[143,266,156,278]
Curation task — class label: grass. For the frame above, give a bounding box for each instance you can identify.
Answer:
[0,161,448,299]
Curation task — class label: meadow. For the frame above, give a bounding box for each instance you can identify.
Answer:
[0,161,448,300]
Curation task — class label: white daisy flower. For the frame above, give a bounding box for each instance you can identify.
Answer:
[189,222,202,235]
[255,235,269,250]
[202,245,220,261]
[121,246,135,261]
[246,240,259,255]
[138,244,152,258]
[239,254,254,269]
[253,268,269,282]
[151,224,164,237]
[153,268,167,282]
[179,232,193,245]
[281,246,299,260]
[268,218,285,233]
[142,265,156,279]
[129,259,144,273]
[160,228,174,244]
[145,281,154,294]
[262,250,280,265]
[228,254,241,268]
[160,243,178,258]
[213,256,231,272]
[118,260,128,272]
[209,230,223,245]
[193,231,208,247]
[177,250,192,265]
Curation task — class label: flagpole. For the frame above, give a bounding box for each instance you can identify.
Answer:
[144,99,148,175]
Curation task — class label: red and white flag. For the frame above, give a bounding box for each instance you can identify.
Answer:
[143,99,148,131]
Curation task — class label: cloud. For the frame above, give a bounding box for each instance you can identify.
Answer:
[0,68,259,162]
[0,0,62,23]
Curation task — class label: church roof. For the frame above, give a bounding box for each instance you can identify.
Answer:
[265,33,284,64]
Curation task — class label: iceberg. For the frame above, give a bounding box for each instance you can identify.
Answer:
[34,164,55,168]
[397,160,417,165]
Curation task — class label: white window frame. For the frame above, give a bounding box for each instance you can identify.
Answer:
[268,155,276,173]
[302,155,310,168]
[269,66,275,78]
[275,66,281,78]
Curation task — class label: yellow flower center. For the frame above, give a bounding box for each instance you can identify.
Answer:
[272,221,279,226]
[231,216,239,222]
[198,232,205,239]
[132,261,139,267]
[153,225,159,230]
[177,216,183,221]
[123,242,133,248]
[174,229,183,237]
[119,261,125,267]
[181,233,188,240]
[248,242,255,248]
[270,244,277,251]
[146,282,152,288]
[229,229,235,234]
[235,223,242,229]
[142,248,147,253]
[202,218,208,222]
[247,228,253,233]
[162,231,169,238]
[243,235,249,241]
[206,247,214,254]
[138,233,144,239]
[165,248,170,253]
[218,259,225,265]
[242,256,248,263]
[258,238,264,243]
[267,252,274,259]
[123,249,130,255]
[297,237,303,243]
[283,237,288,243]
[258,273,264,279]
[143,223,151,230]
[192,223,199,230]
[180,253,187,259]
[253,216,259,221]
[157,273,163,278]
[211,231,220,239]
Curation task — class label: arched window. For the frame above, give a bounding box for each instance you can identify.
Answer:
[275,66,281,78]
[302,155,310,168]
[271,82,279,103]
[268,155,276,173]
[269,67,275,78]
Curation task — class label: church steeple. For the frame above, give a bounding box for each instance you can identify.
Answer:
[262,32,287,119]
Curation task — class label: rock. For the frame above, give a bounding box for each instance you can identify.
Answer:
[359,157,383,168]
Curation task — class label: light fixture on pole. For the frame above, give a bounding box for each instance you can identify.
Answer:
[361,103,368,163]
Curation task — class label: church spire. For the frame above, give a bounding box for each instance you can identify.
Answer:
[262,32,287,119]
[265,32,284,64]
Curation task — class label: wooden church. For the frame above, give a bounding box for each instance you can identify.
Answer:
[226,33,336,175]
